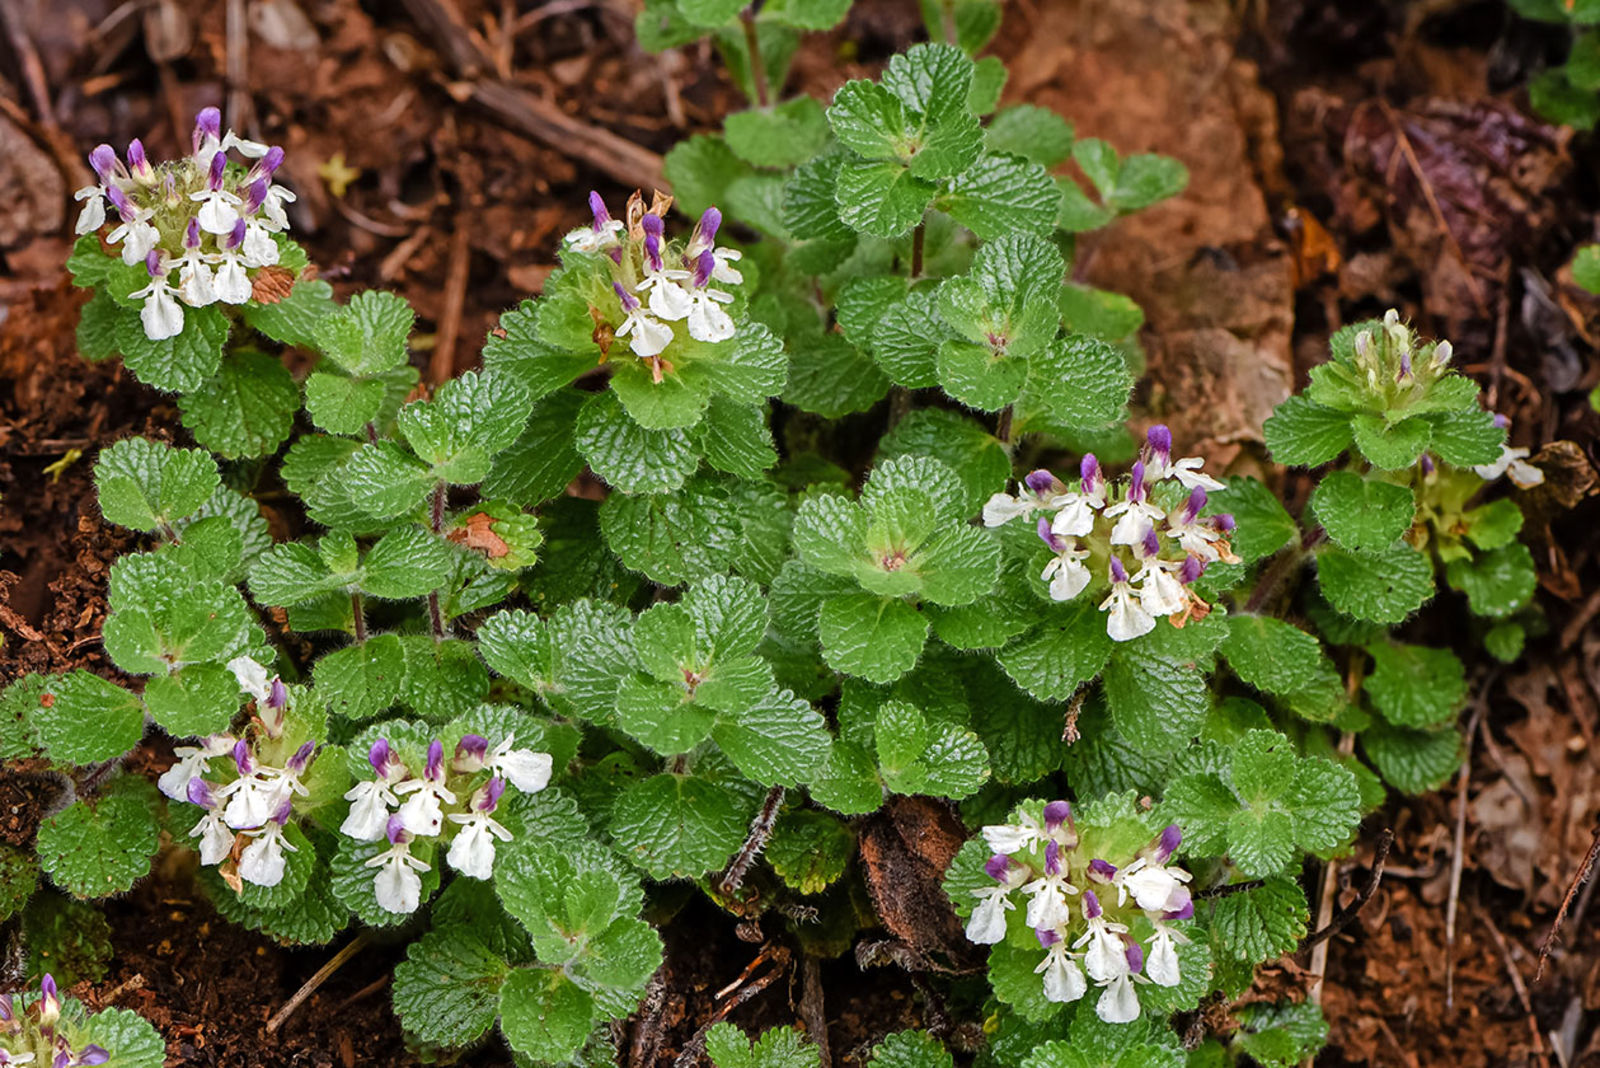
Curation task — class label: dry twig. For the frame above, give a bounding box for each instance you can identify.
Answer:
[1302,828,1395,951]
[1535,822,1600,981]
[265,933,371,1034]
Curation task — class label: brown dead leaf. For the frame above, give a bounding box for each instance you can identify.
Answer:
[251,266,298,305]
[857,795,980,972]
[448,512,510,559]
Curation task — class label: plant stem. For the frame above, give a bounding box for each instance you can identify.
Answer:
[350,590,367,643]
[719,785,785,897]
[740,7,769,108]
[1242,527,1326,615]
[995,405,1014,446]
[427,482,447,642]
[939,0,958,46]
[910,222,925,278]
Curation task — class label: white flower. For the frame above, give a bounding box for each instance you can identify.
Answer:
[1132,533,1187,618]
[484,736,553,794]
[340,779,397,841]
[257,184,297,231]
[1142,424,1224,491]
[566,191,625,253]
[613,282,675,358]
[240,223,280,268]
[1022,842,1080,930]
[1117,857,1193,913]
[966,886,1015,944]
[158,736,233,800]
[367,819,430,914]
[238,821,296,887]
[1073,892,1130,983]
[1145,925,1186,987]
[685,286,736,343]
[73,185,106,234]
[189,809,236,866]
[982,811,1045,855]
[1099,559,1155,642]
[1036,937,1088,1003]
[228,656,273,704]
[1474,444,1544,488]
[109,218,160,266]
[130,269,184,341]
[446,812,513,879]
[393,740,458,837]
[212,250,254,304]
[1041,535,1091,602]
[1096,972,1142,1024]
[222,130,271,158]
[178,256,217,307]
[983,470,1073,528]
[221,776,276,829]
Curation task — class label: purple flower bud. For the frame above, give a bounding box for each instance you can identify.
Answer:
[187,777,215,808]
[1145,424,1172,462]
[588,191,610,229]
[1164,900,1195,922]
[193,107,222,153]
[1183,486,1207,524]
[368,738,391,777]
[1109,557,1129,584]
[1211,513,1235,534]
[1083,890,1102,919]
[76,1047,111,1066]
[128,138,149,175]
[1398,350,1412,379]
[227,217,247,250]
[271,796,294,825]
[641,213,663,238]
[88,144,119,182]
[609,245,624,265]
[386,814,409,845]
[455,734,489,767]
[644,232,664,273]
[1036,927,1061,948]
[693,248,716,289]
[185,217,203,249]
[1044,839,1062,875]
[252,146,285,182]
[1128,461,1147,502]
[1155,824,1182,862]
[1125,942,1145,973]
[1141,526,1162,559]
[267,677,288,711]
[106,185,132,218]
[207,149,227,191]
[695,206,722,247]
[477,777,506,813]
[1036,516,1065,554]
[232,738,253,776]
[287,740,315,774]
[1088,858,1117,882]
[1024,469,1057,496]
[425,739,444,781]
[1420,454,1436,476]
[984,854,1012,882]
[1043,800,1072,830]
[53,1051,70,1068]
[1493,413,1511,429]
[40,973,58,1012]
[1179,555,1205,585]
[613,281,639,313]
[1080,454,1103,494]
[244,178,269,214]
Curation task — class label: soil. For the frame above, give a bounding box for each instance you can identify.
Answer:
[1,0,1599,1065]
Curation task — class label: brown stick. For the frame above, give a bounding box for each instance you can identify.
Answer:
[266,933,371,1034]
[799,954,831,1068]
[428,214,473,385]
[1301,828,1395,951]
[399,0,664,191]
[1480,907,1549,1065]
[1446,691,1490,1008]
[1535,823,1600,981]
[672,946,791,1068]
[0,0,56,126]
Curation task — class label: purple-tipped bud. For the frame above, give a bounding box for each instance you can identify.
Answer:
[1044,839,1062,875]
[287,740,315,774]
[88,144,118,181]
[184,217,203,249]
[1129,461,1148,502]
[644,232,664,273]
[1155,824,1182,862]
[1493,413,1511,429]
[1211,513,1235,533]
[207,149,228,191]
[1183,486,1207,524]
[588,191,610,228]
[1080,454,1103,494]
[39,974,59,1021]
[267,677,288,711]
[368,738,392,777]
[1024,469,1057,496]
[244,178,269,214]
[455,734,489,769]
[1036,927,1061,948]
[385,814,409,845]
[232,738,253,775]
[106,185,132,218]
[641,213,663,238]
[1398,350,1412,379]
[1043,800,1072,830]
[1179,555,1205,585]
[128,138,150,176]
[1036,516,1065,554]
[193,107,222,153]
[1083,890,1103,919]
[227,217,247,250]
[1145,424,1172,461]
[613,281,640,313]
[1088,858,1117,882]
[984,853,1012,882]
[77,1047,111,1067]
[1109,557,1129,584]
[477,777,506,813]
[1141,526,1162,559]
[270,796,294,825]
[692,248,716,289]
[1125,942,1145,973]
[609,245,624,265]
[1420,454,1436,476]
[695,207,722,247]
[425,739,444,781]
[187,777,216,808]
[1164,900,1195,922]
[253,146,285,181]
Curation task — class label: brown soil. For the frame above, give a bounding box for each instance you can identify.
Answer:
[1,0,1599,1065]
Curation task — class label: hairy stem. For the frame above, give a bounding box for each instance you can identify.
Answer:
[427,482,448,642]
[939,0,958,45]
[1242,527,1326,615]
[350,590,367,644]
[910,221,925,278]
[995,405,1014,447]
[718,785,785,897]
[740,7,768,108]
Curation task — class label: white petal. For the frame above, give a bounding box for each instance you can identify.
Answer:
[181,262,217,307]
[447,821,498,879]
[982,822,1038,854]
[1096,975,1142,1023]
[686,295,736,342]
[1038,950,1088,1003]
[228,656,273,703]
[223,781,274,830]
[965,890,1012,945]
[397,791,444,837]
[1051,499,1096,538]
[214,259,254,304]
[74,195,106,235]
[191,814,236,866]
[981,493,1029,528]
[239,833,286,887]
[141,288,185,341]
[198,195,239,235]
[627,314,675,358]
[1104,591,1156,642]
[493,749,553,793]
[241,225,280,268]
[1146,933,1181,987]
[373,856,422,913]
[646,278,692,321]
[339,783,392,841]
[1109,510,1153,546]
[1047,557,1090,601]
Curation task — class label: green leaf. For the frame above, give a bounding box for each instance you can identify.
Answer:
[784,332,891,417]
[818,593,929,683]
[707,1022,822,1068]
[1574,244,1600,294]
[1056,179,1116,232]
[1018,333,1132,430]
[871,289,950,388]
[1530,68,1600,130]
[1263,395,1354,467]
[1463,498,1524,551]
[482,299,595,402]
[609,773,753,879]
[877,408,1009,517]
[1424,408,1505,466]
[695,396,778,479]
[1108,154,1188,212]
[765,0,851,29]
[95,437,219,534]
[1103,647,1208,755]
[1207,876,1308,962]
[968,54,1007,112]
[314,290,413,374]
[1222,616,1343,722]
[34,671,145,765]
[996,600,1113,702]
[1309,471,1415,551]
[835,158,937,238]
[76,288,127,361]
[76,1006,167,1068]
[985,105,1074,167]
[1364,642,1467,729]
[1057,283,1143,342]
[1317,543,1434,624]
[177,351,297,459]
[828,80,911,160]
[714,688,831,786]
[342,441,434,520]
[483,390,587,506]
[362,525,456,599]
[1211,478,1298,565]
[243,277,338,348]
[114,303,229,393]
[397,637,489,722]
[666,134,756,218]
[765,810,854,895]
[499,968,596,1062]
[392,927,510,1048]
[314,635,406,721]
[937,153,1060,239]
[1446,541,1537,618]
[725,97,832,168]
[1227,806,1297,876]
[1362,721,1461,794]
[576,390,701,494]
[36,786,160,899]
[936,339,1028,410]
[143,662,240,738]
[399,369,532,482]
[869,1031,953,1068]
[1350,413,1431,471]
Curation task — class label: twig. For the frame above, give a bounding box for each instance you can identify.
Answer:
[800,955,831,1068]
[628,965,670,1068]
[995,406,1014,447]
[1535,823,1600,981]
[428,214,473,385]
[1302,827,1394,951]
[266,933,371,1034]
[910,222,925,279]
[329,973,388,1014]
[1196,879,1266,900]
[224,0,250,132]
[350,591,367,644]
[1243,528,1325,615]
[719,786,785,897]
[672,945,791,1068]
[1447,687,1491,1008]
[427,483,449,641]
[1479,907,1549,1065]
[0,0,56,126]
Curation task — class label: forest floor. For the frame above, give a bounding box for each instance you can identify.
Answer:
[1,0,1599,1064]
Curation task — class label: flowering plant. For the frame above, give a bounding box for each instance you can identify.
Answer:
[0,976,161,1068]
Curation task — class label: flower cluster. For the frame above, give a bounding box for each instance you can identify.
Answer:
[73,108,296,341]
[0,976,109,1067]
[159,658,319,891]
[343,731,553,914]
[982,426,1236,641]
[967,803,1194,1024]
[565,191,744,377]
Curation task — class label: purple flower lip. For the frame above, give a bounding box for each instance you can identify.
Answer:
[267,677,289,711]
[0,991,13,1022]
[613,281,640,312]
[1083,890,1102,918]
[185,218,203,249]
[1146,423,1172,459]
[287,740,315,773]
[984,853,1012,882]
[1036,927,1061,948]
[588,190,610,228]
[1109,556,1129,584]
[1211,513,1235,533]
[40,974,58,1002]
[644,232,664,273]
[1036,516,1065,554]
[193,106,222,151]
[254,146,285,181]
[368,738,391,777]
[641,212,664,238]
[1179,555,1205,585]
[478,777,506,813]
[1164,900,1195,922]
[1124,942,1145,972]
[1398,350,1412,379]
[1080,454,1102,493]
[696,206,722,246]
[106,184,133,218]
[1156,823,1182,861]
[1045,839,1062,876]
[1420,454,1436,476]
[227,217,248,249]
[207,149,228,191]
[425,739,445,781]
[1141,526,1161,558]
[1128,460,1147,501]
[1043,800,1072,830]
[386,814,409,845]
[455,734,489,764]
[88,144,119,182]
[1088,858,1117,882]
[187,777,215,808]
[244,178,269,214]
[1493,413,1511,429]
[692,248,716,289]
[77,1047,112,1067]
[128,138,149,174]
[1183,486,1207,523]
[271,796,294,825]
[232,738,253,775]
[1024,469,1057,496]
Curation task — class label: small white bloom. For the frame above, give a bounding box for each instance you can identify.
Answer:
[1116,857,1193,913]
[1134,558,1187,618]
[1096,972,1142,1024]
[228,656,273,704]
[73,186,106,234]
[1145,925,1186,987]
[367,835,430,914]
[222,130,271,158]
[109,218,159,266]
[1474,444,1544,488]
[240,223,280,268]
[1099,563,1156,643]
[238,822,296,887]
[341,780,397,841]
[982,812,1045,855]
[158,737,233,800]
[212,252,254,305]
[966,886,1015,945]
[1073,894,1130,983]
[221,776,276,830]
[189,809,236,866]
[446,812,514,879]
[1042,544,1092,602]
[685,287,737,343]
[485,737,553,794]
[1036,939,1088,1003]
[617,303,675,358]
[131,274,185,341]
